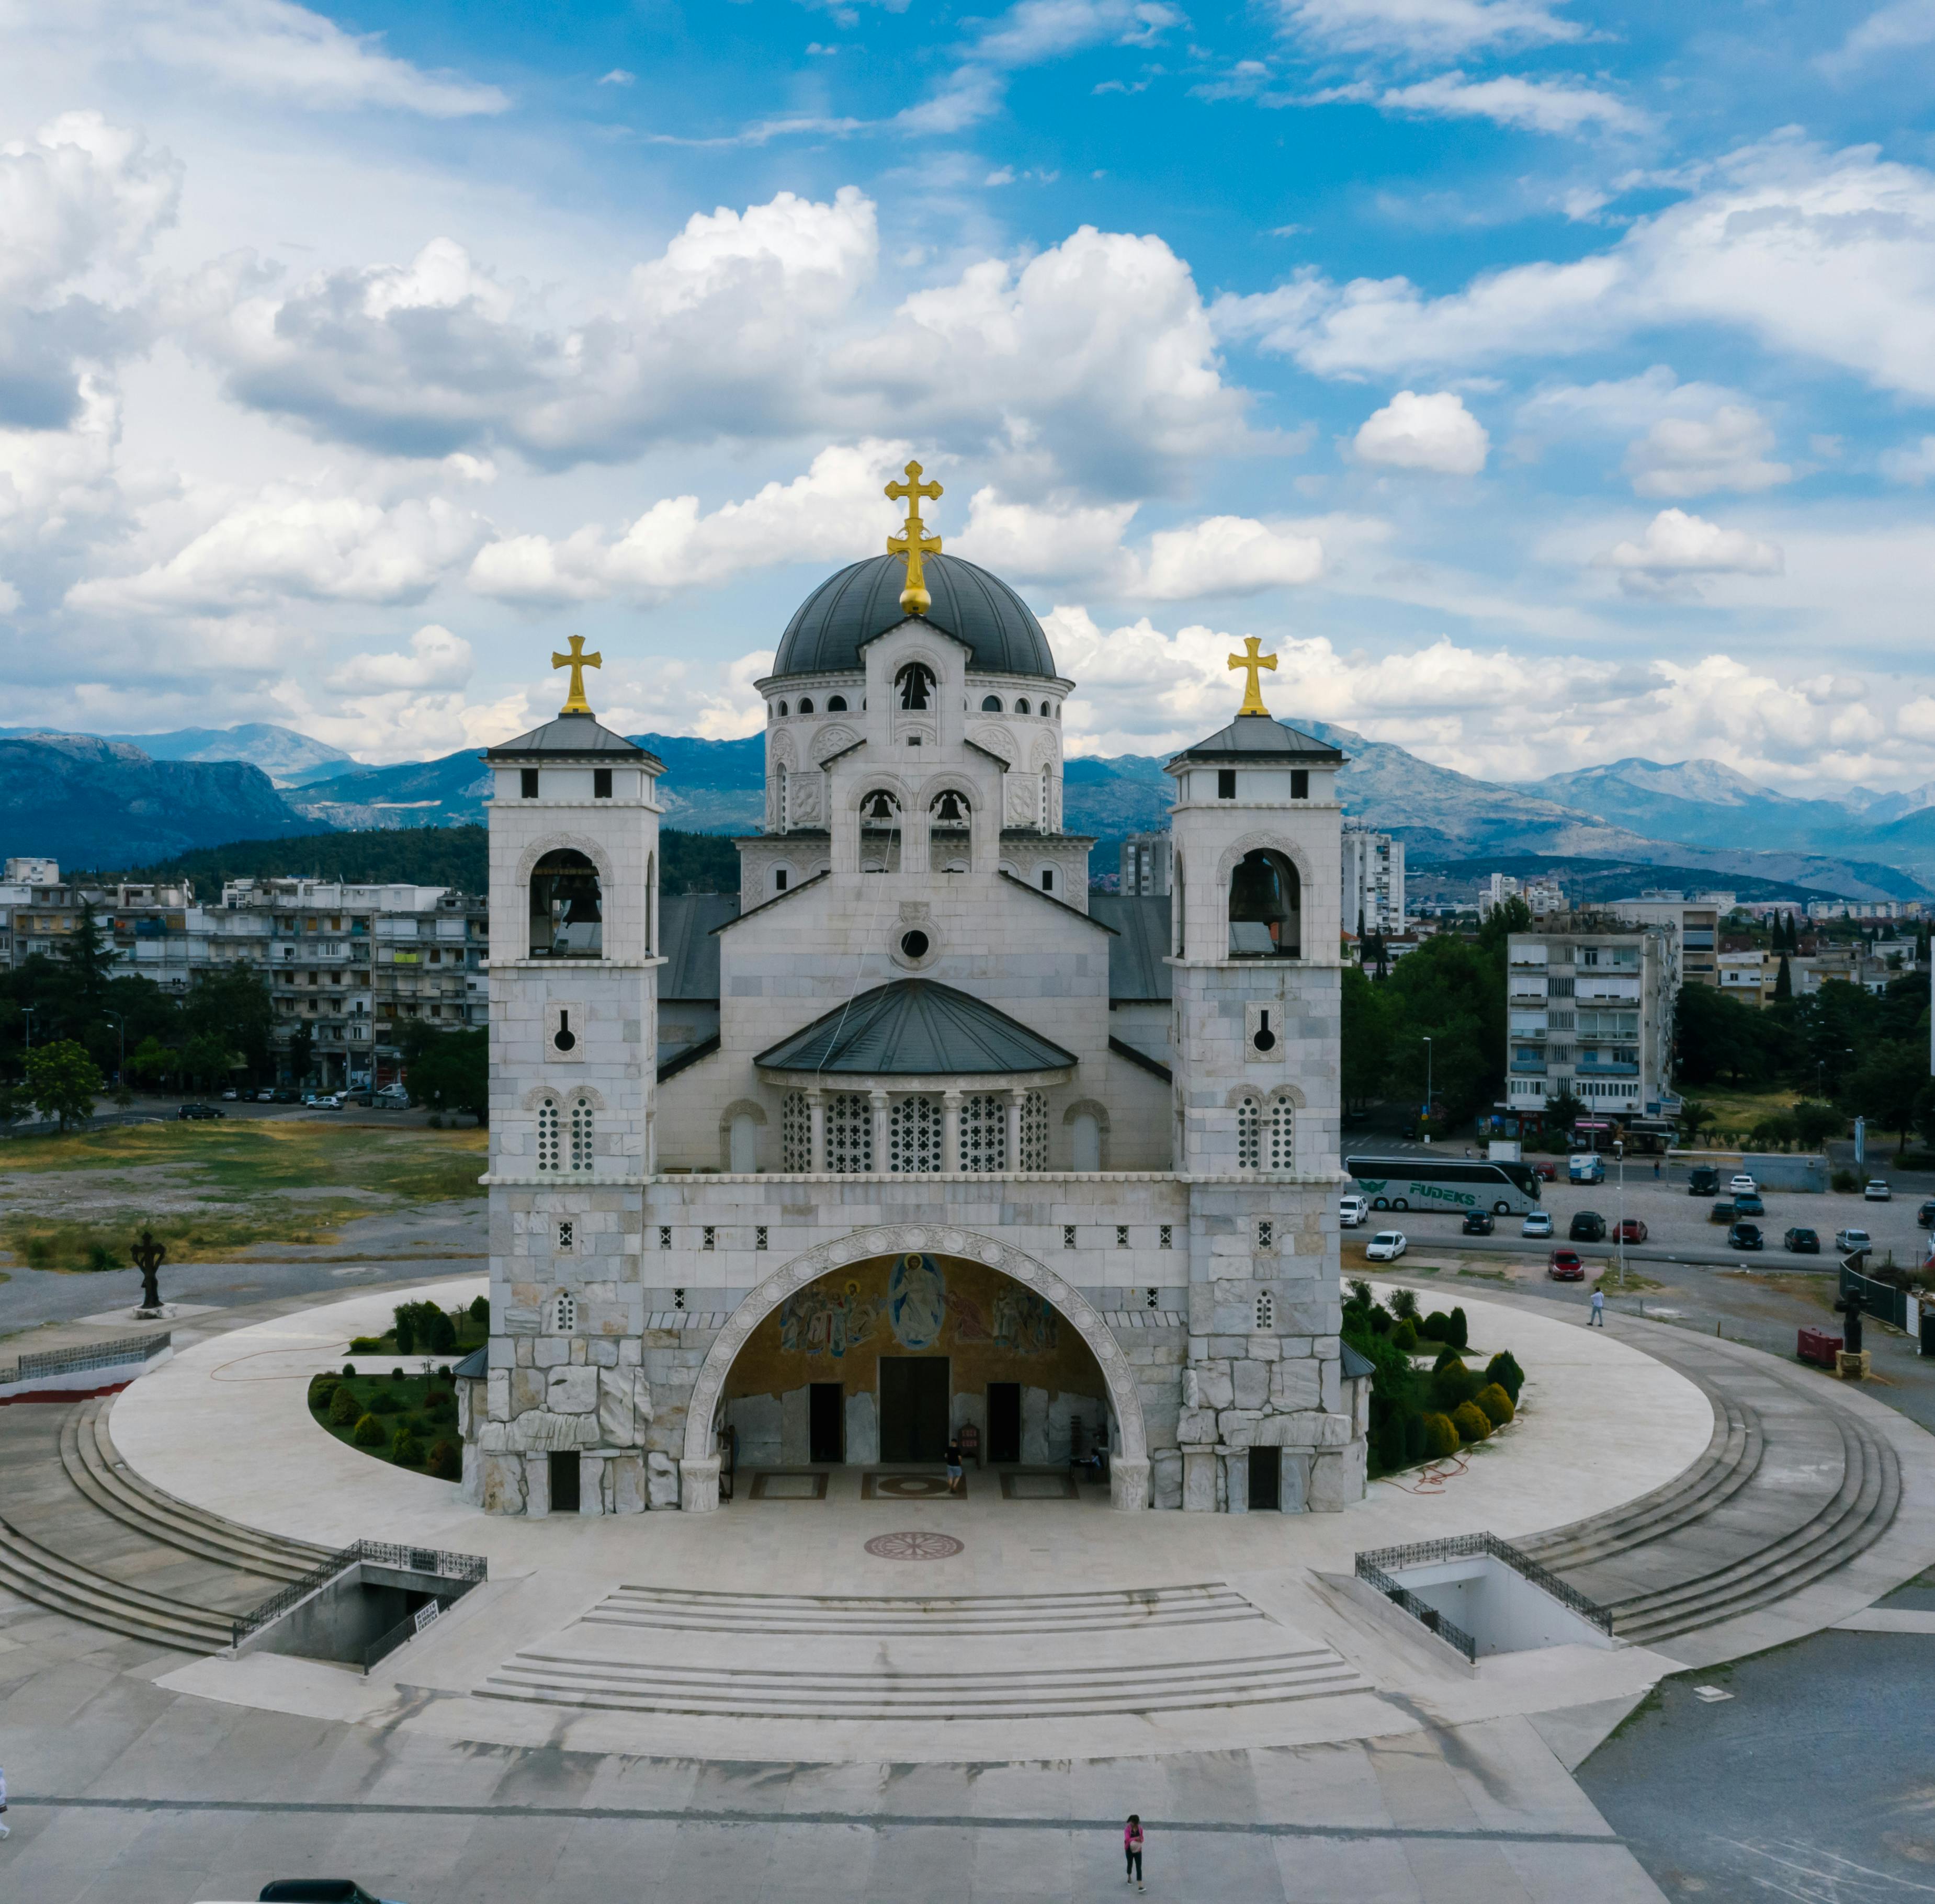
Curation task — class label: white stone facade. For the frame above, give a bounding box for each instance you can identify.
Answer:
[467,584,1367,1519]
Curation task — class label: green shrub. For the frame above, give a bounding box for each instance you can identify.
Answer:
[368,1390,402,1416]
[1419,1311,1449,1341]
[352,1413,386,1447]
[87,1242,118,1272]
[390,1426,425,1466]
[1431,1362,1480,1412]
[342,1363,356,1379]
[1475,1382,1515,1428]
[1831,1168,1861,1194]
[1366,1305,1393,1335]
[1484,1351,1525,1405]
[1446,1306,1469,1351]
[1388,1287,1419,1321]
[469,1294,490,1329]
[1373,1411,1406,1471]
[1348,1278,1374,1308]
[1390,1317,1420,1353]
[348,1336,386,1354]
[1432,1344,1465,1372]
[1404,1413,1427,1464]
[24,1236,54,1268]
[310,1377,338,1408]
[426,1439,463,1482]
[390,1366,404,1380]
[1421,1412,1459,1458]
[327,1386,360,1427]
[392,1307,415,1354]
[1451,1400,1491,1443]
[423,1390,456,1421]
[393,1300,458,1357]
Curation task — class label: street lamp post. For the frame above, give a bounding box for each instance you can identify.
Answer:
[103,1010,125,1088]
[1614,1139,1626,1290]
[1421,1036,1433,1143]
[21,1005,36,1052]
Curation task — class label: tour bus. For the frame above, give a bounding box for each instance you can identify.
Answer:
[1345,1154,1545,1217]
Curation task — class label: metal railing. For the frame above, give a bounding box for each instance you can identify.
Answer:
[231,1539,487,1647]
[1839,1262,1909,1331]
[1355,1555,1478,1662]
[6,1332,171,1385]
[1356,1531,1614,1635]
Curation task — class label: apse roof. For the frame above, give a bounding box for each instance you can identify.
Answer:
[754,978,1076,1076]
[1165,714,1346,767]
[771,552,1058,683]
[485,712,660,763]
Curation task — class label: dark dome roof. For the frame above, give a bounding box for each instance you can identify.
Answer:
[772,552,1058,683]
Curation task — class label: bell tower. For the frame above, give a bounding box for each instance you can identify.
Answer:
[470,642,667,1517]
[1164,656,1363,1513]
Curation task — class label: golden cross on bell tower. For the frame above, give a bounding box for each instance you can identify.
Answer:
[551,633,602,715]
[1228,635,1278,718]
[885,459,944,616]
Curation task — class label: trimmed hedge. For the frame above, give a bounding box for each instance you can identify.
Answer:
[389,1426,425,1466]
[1430,1360,1480,1412]
[352,1413,387,1447]
[427,1439,463,1482]
[1451,1400,1491,1443]
[1390,1317,1419,1353]
[1475,1382,1515,1428]
[1484,1351,1526,1406]
[1421,1412,1460,1458]
[327,1387,361,1427]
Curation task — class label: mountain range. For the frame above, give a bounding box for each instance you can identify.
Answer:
[4,721,1929,900]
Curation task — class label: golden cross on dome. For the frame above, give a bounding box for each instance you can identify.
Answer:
[1228,636,1277,717]
[885,459,944,616]
[551,634,602,714]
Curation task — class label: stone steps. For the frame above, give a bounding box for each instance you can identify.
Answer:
[0,1512,234,1653]
[587,1581,1261,1637]
[60,1398,332,1584]
[478,1645,1363,1719]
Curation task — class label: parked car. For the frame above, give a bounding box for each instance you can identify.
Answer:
[1365,1230,1408,1262]
[1784,1227,1821,1254]
[1613,1218,1648,1244]
[1729,1222,1764,1251]
[220,1088,239,1101]
[1338,1193,1370,1228]
[177,1102,224,1120]
[255,1088,276,1102]
[255,1882,405,1903]
[1569,1153,1606,1185]
[1569,1210,1606,1242]
[342,1090,375,1108]
[1461,1209,1495,1236]
[1547,1249,1586,1281]
[1708,1200,1739,1225]
[375,1086,410,1107]
[1864,1179,1892,1202]
[1733,1192,1766,1217]
[1688,1165,1721,1197]
[1728,1173,1758,1196]
[1918,1199,1935,1230]
[1531,1161,1558,1182]
[1522,1210,1554,1239]
[271,1087,299,1103]
[1834,1227,1873,1257]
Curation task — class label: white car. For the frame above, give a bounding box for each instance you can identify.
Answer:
[1522,1210,1554,1239]
[1365,1230,1408,1262]
[1864,1179,1892,1202]
[1835,1227,1873,1256]
[220,1088,238,1101]
[1728,1173,1758,1196]
[1338,1193,1370,1228]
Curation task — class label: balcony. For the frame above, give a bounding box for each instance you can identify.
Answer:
[1578,1059,1639,1077]
[1509,1060,1548,1075]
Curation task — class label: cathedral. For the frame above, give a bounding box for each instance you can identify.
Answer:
[459,462,1369,1517]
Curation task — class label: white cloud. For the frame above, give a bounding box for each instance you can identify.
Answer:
[68,486,486,614]
[1623,406,1792,498]
[1353,389,1489,473]
[321,624,473,694]
[951,487,1141,584]
[126,0,510,117]
[1373,72,1645,135]
[0,112,180,303]
[1822,0,1935,71]
[972,0,1185,66]
[597,69,636,86]
[1214,139,1935,401]
[1879,435,1935,483]
[1596,508,1784,596]
[1277,0,1583,58]
[1136,516,1323,596]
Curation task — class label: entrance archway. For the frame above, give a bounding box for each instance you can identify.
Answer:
[680,1226,1149,1512]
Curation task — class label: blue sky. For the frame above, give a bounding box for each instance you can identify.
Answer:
[3,0,1934,795]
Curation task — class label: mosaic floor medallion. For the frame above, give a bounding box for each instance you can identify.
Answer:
[862,1471,963,1500]
[864,1531,966,1561]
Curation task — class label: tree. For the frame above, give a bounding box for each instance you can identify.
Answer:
[1773,954,1792,1002]
[1547,1087,1586,1144]
[406,1028,488,1124]
[181,1032,235,1090]
[1678,1099,1716,1146]
[1791,1101,1843,1150]
[1841,1041,1930,1148]
[59,901,117,1023]
[288,1022,316,1085]
[1676,984,1773,1087]
[25,1039,105,1131]
[1340,965,1396,1109]
[129,1035,176,1087]
[185,964,275,1080]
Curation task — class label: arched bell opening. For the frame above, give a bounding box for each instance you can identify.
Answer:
[529,848,603,958]
[1228,848,1300,958]
[895,663,936,711]
[717,1252,1117,1473]
[858,787,902,875]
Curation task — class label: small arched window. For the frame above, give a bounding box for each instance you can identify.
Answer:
[569,1098,594,1173]
[797,696,814,715]
[536,1097,560,1173]
[1236,1097,1261,1170]
[896,663,934,711]
[1040,867,1055,893]
[860,788,900,827]
[530,849,602,958]
[1016,697,1031,715]
[981,694,1003,712]
[775,868,788,892]
[827,694,847,711]
[729,1112,758,1174]
[1071,1110,1101,1172]
[1269,1097,1295,1171]
[930,788,970,828]
[776,700,789,717]
[1229,849,1301,959]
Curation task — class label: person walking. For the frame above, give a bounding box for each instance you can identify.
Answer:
[1124,1815,1144,1890]
[945,1437,964,1495]
[1589,1287,1605,1328]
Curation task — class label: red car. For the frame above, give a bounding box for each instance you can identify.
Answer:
[1547,1249,1586,1280]
[1532,1162,1558,1182]
[1613,1218,1648,1244]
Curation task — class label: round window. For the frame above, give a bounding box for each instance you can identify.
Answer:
[900,930,931,960]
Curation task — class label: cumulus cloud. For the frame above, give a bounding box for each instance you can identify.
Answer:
[1353,389,1489,473]
[972,0,1185,65]
[1879,434,1935,483]
[1596,508,1784,596]
[68,488,487,615]
[321,624,473,694]
[1135,516,1323,596]
[1371,72,1644,135]
[182,192,1249,489]
[1623,406,1792,498]
[1277,0,1583,58]
[1821,0,1935,72]
[1215,139,1935,401]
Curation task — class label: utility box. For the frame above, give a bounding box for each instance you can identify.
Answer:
[1797,1328,1843,1369]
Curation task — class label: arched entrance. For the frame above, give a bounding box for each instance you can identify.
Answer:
[680,1227,1149,1512]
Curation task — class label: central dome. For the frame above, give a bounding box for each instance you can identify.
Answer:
[771,552,1058,684]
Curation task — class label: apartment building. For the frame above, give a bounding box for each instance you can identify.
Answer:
[1506,922,1678,1121]
[1118,832,1173,897]
[1342,824,1406,935]
[1612,893,1719,988]
[1479,870,1564,917]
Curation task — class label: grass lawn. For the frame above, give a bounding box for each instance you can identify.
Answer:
[310,1367,463,1479]
[0,1121,485,1270]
